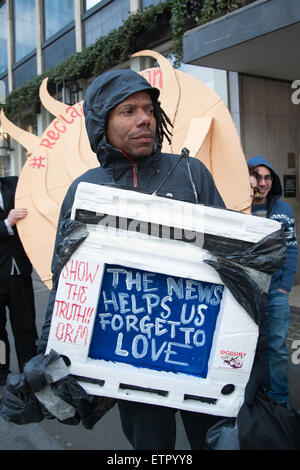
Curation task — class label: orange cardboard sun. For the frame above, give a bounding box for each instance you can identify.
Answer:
[0,50,251,289]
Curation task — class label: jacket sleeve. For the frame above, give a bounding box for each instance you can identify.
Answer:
[37,184,77,354]
[0,220,14,240]
[271,203,298,292]
[0,176,18,240]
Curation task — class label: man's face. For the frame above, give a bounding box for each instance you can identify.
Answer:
[106,91,156,159]
[255,165,273,203]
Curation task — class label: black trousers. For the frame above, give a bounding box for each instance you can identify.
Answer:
[0,274,37,380]
[118,399,222,450]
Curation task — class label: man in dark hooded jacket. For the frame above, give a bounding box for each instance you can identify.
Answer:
[37,69,225,449]
[248,156,298,406]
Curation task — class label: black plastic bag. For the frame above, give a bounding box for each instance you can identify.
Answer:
[203,227,286,274]
[50,375,115,430]
[204,227,286,407]
[237,389,300,450]
[204,227,286,327]
[205,258,268,328]
[0,373,45,425]
[0,350,116,428]
[205,390,300,450]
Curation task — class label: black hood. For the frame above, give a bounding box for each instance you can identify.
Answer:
[83,69,160,160]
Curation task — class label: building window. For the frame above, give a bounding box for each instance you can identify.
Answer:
[13,0,36,63]
[84,0,103,11]
[84,0,130,47]
[0,1,8,74]
[43,0,74,40]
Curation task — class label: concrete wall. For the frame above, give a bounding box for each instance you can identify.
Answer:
[239,74,300,284]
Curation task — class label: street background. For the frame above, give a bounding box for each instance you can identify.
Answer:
[0,271,299,450]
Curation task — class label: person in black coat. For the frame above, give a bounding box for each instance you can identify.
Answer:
[37,69,225,450]
[0,176,37,385]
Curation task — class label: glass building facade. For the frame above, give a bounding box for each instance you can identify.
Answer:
[43,0,74,40]
[0,0,230,179]
[84,0,130,47]
[0,1,7,75]
[13,0,36,62]
[85,0,102,11]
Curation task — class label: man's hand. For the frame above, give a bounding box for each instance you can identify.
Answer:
[7,208,28,227]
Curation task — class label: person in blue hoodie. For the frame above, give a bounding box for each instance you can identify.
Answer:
[248,156,298,406]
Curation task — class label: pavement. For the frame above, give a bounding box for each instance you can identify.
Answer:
[0,272,299,451]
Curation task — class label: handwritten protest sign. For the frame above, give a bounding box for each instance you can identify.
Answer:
[47,257,103,358]
[89,264,224,377]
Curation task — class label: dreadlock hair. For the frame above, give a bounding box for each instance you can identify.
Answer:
[153,100,173,145]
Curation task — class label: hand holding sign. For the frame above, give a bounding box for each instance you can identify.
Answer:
[7,208,28,227]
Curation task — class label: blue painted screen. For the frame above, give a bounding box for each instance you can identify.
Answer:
[88,264,224,377]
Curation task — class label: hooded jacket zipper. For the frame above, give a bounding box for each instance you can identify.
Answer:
[132,162,138,188]
[119,150,138,188]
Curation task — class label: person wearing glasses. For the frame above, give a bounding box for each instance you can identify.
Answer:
[248,156,298,407]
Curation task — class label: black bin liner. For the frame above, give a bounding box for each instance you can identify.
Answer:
[203,226,286,408]
[237,389,300,450]
[204,226,286,325]
[0,349,115,428]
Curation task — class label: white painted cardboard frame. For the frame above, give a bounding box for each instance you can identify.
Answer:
[46,183,281,418]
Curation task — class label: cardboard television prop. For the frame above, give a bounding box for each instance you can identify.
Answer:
[46,182,281,418]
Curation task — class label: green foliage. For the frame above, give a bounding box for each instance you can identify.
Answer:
[2,0,248,120]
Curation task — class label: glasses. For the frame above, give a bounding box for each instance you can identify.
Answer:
[258,174,273,182]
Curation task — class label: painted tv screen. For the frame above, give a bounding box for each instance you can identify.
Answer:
[88,264,224,378]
